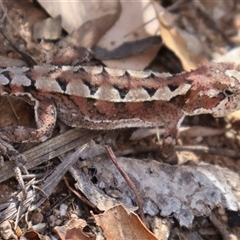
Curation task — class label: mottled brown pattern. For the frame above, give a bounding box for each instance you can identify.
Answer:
[1,62,240,162]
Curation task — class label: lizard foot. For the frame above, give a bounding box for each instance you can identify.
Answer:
[159,139,179,164]
[159,150,179,165]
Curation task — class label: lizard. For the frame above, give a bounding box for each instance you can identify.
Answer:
[0,61,240,166]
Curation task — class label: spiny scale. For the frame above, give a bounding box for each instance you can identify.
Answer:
[2,61,240,199]
[0,65,192,102]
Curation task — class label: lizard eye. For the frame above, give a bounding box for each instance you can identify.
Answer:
[224,89,234,97]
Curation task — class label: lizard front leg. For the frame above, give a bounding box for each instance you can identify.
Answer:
[157,103,185,164]
[0,100,57,197]
[161,122,180,164]
[0,100,57,143]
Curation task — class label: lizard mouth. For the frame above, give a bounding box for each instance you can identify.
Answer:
[213,99,239,117]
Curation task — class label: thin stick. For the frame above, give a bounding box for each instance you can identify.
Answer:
[210,212,236,240]
[63,177,100,213]
[105,145,145,224]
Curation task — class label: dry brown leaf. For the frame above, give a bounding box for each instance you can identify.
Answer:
[129,128,164,140]
[58,7,121,50]
[23,230,48,240]
[180,126,227,138]
[97,0,162,70]
[37,1,165,70]
[0,221,18,240]
[93,204,158,240]
[129,126,226,140]
[54,218,94,240]
[153,2,207,71]
[227,110,240,122]
[38,0,121,50]
[33,15,62,41]
[37,1,119,34]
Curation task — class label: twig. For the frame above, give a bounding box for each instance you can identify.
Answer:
[175,145,240,158]
[114,145,240,159]
[210,212,237,240]
[63,176,100,213]
[104,145,145,224]
[0,129,103,183]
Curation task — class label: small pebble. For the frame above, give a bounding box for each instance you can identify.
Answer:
[31,211,44,225]
[60,203,68,217]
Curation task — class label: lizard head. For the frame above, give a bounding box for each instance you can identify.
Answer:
[209,63,240,117]
[183,62,240,117]
[211,83,240,117]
